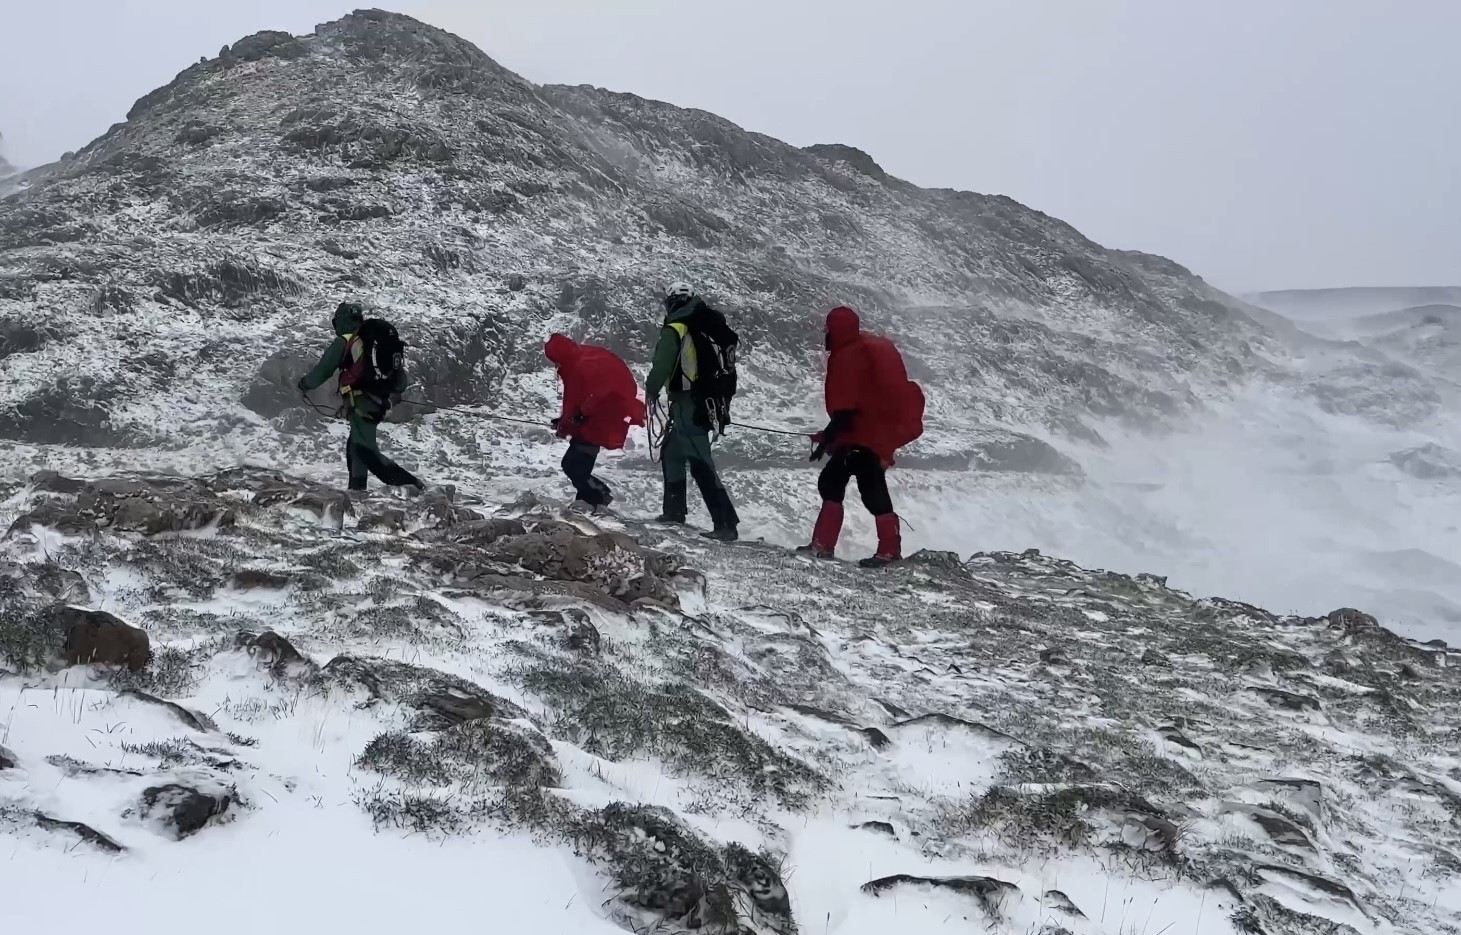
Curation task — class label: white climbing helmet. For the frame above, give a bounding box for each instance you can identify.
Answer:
[665,281,695,303]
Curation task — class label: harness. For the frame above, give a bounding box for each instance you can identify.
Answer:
[336,333,370,405]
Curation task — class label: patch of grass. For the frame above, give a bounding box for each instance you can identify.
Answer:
[356,787,469,835]
[996,745,1097,785]
[105,645,199,695]
[0,597,58,672]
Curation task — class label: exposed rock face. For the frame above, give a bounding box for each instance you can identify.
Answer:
[563,803,796,935]
[0,468,1458,934]
[1390,442,1461,479]
[0,8,1425,487]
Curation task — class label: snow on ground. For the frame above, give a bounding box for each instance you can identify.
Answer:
[6,469,1454,935]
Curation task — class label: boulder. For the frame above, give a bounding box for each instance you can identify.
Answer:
[241,349,334,420]
[1141,648,1171,667]
[1326,607,1379,633]
[1043,889,1086,918]
[56,607,151,670]
[138,783,232,838]
[1249,686,1321,712]
[122,690,218,732]
[323,654,527,729]
[34,813,125,853]
[565,803,795,935]
[228,568,293,590]
[524,608,600,655]
[862,874,1021,917]
[435,516,527,546]
[235,630,314,675]
[0,744,16,770]
[472,525,677,604]
[10,477,237,537]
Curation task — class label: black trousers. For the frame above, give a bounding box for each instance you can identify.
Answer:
[818,446,893,515]
[562,441,612,506]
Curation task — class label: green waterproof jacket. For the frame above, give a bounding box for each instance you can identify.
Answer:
[644,299,703,399]
[298,305,400,419]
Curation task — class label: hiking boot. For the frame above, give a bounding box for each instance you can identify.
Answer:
[701,526,739,542]
[653,513,687,524]
[859,512,903,568]
[795,544,835,560]
[660,480,688,524]
[568,499,594,514]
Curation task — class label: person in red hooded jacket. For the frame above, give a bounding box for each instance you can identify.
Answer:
[544,333,646,512]
[799,306,919,567]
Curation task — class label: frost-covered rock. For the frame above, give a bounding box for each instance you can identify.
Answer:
[0,469,1457,933]
[0,7,1432,489]
[137,782,233,839]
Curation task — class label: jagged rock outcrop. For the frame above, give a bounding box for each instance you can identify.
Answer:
[0,468,1456,933]
[0,8,1429,482]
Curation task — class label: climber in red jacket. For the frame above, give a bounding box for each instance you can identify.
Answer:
[544,333,646,512]
[799,306,925,567]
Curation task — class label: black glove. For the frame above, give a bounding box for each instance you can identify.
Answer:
[809,444,827,463]
[550,417,562,431]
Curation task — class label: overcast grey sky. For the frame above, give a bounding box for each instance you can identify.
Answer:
[2,1,1457,292]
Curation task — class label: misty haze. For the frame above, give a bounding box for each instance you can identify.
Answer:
[1,5,1457,935]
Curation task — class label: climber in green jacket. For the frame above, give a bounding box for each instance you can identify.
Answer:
[644,282,740,540]
[296,301,424,496]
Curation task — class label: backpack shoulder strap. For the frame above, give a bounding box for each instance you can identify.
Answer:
[666,321,697,388]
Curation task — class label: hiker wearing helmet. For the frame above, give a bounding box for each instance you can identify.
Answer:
[644,282,741,540]
[800,306,925,567]
[296,301,424,496]
[544,333,646,513]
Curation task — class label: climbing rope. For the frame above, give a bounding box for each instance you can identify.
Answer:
[396,398,547,428]
[299,390,345,419]
[306,391,816,449]
[730,420,814,437]
[645,398,668,464]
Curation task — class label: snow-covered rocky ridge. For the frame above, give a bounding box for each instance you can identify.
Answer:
[2,470,1458,935]
[0,8,1436,465]
[3,9,1457,644]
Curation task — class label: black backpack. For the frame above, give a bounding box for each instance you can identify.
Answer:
[685,306,739,435]
[353,318,406,399]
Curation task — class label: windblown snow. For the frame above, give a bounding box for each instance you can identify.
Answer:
[2,9,1459,933]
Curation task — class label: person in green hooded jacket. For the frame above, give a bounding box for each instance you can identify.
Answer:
[644,282,740,540]
[296,301,424,496]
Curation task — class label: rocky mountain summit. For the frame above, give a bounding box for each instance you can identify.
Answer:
[2,15,1459,927]
[0,9,1438,475]
[1,469,1457,934]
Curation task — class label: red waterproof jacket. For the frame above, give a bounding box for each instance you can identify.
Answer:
[544,333,646,450]
[823,306,924,465]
